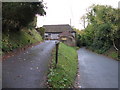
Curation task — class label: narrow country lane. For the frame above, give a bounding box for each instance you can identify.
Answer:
[3,40,56,88]
[76,48,118,88]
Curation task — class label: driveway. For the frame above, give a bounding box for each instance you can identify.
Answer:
[76,48,118,88]
[2,40,56,88]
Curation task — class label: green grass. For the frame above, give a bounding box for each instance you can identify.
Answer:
[109,52,118,59]
[104,47,118,60]
[72,46,80,50]
[47,43,78,88]
[2,28,42,53]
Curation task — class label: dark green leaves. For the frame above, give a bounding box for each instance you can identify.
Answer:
[77,5,119,53]
[2,2,46,31]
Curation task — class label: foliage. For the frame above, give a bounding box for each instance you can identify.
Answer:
[76,5,120,54]
[2,28,42,53]
[2,2,45,54]
[2,2,46,31]
[47,43,78,88]
[36,27,45,39]
[73,28,84,47]
[104,47,118,60]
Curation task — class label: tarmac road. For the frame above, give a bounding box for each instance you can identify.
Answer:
[2,40,56,88]
[76,48,118,88]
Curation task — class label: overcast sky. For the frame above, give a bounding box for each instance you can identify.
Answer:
[37,0,119,29]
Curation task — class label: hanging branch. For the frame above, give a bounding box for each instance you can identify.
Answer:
[113,39,118,51]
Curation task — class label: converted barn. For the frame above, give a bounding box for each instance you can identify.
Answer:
[43,24,76,46]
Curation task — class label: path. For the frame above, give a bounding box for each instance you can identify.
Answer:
[3,40,56,88]
[75,48,118,88]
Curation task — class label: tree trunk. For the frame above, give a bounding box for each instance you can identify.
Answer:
[113,39,120,60]
[113,39,118,51]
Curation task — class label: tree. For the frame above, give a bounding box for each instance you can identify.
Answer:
[2,2,46,31]
[36,27,45,39]
[81,15,87,29]
[77,4,119,54]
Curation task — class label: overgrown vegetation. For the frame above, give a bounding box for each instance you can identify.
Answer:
[2,2,46,54]
[36,27,45,39]
[75,5,120,60]
[2,2,46,32]
[47,43,78,88]
[2,28,42,54]
[104,47,118,60]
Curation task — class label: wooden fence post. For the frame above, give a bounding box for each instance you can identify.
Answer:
[55,41,60,67]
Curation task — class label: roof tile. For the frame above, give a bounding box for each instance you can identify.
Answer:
[43,24,73,33]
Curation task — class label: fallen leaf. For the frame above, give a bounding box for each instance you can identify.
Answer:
[77,74,80,77]
[36,67,39,69]
[78,86,81,88]
[30,68,33,70]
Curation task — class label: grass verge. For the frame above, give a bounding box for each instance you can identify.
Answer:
[87,47,118,60]
[2,28,42,54]
[104,47,118,60]
[47,43,78,88]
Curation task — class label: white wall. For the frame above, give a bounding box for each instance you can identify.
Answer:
[72,32,75,37]
[51,34,59,39]
[45,33,59,39]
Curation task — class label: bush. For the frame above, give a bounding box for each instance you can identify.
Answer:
[36,27,45,39]
[2,28,42,53]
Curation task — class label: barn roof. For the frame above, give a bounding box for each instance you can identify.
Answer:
[43,24,73,33]
[59,31,73,37]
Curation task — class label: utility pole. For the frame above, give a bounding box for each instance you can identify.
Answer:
[81,15,86,29]
[55,41,60,68]
[70,18,71,26]
[83,18,85,29]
